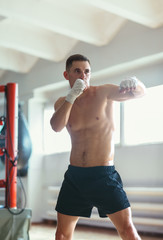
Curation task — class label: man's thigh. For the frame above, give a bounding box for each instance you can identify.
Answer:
[107,207,133,231]
[56,212,79,236]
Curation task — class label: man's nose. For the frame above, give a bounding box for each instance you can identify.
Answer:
[80,71,86,79]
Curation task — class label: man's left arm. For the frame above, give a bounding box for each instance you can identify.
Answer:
[104,76,146,101]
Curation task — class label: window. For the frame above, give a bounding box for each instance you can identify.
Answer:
[44,103,120,154]
[43,108,71,154]
[124,85,163,145]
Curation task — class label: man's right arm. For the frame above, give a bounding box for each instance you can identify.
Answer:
[50,79,86,132]
[50,98,72,132]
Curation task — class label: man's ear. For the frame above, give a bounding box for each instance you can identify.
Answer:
[63,71,69,80]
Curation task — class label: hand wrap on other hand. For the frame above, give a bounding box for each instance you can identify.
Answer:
[120,76,138,92]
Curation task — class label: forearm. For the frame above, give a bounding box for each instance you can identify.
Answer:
[50,101,72,132]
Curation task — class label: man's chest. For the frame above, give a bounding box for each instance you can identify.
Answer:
[67,94,109,131]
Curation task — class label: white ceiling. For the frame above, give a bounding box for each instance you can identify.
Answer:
[0,0,163,78]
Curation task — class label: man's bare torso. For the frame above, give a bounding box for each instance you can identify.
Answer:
[65,86,115,167]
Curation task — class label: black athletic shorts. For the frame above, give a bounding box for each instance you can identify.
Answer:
[55,165,130,218]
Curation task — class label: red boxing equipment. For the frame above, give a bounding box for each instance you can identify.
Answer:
[0,83,18,208]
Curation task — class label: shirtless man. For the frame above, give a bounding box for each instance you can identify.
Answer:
[50,54,146,240]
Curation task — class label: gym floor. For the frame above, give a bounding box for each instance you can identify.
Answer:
[29,222,163,240]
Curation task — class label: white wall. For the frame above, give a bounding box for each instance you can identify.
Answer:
[115,144,163,187]
[0,21,163,222]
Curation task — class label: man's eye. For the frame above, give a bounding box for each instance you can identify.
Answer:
[85,70,90,74]
[75,69,81,73]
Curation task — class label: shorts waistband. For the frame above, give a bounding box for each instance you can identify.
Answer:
[68,164,115,175]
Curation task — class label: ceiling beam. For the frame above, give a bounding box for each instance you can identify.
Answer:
[85,0,163,28]
[91,52,163,81]
[0,47,38,73]
[0,19,78,61]
[0,0,125,46]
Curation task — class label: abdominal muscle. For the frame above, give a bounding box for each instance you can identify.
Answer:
[68,124,115,167]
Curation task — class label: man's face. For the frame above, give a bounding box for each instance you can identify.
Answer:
[64,61,91,89]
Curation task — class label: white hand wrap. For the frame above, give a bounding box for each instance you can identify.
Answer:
[65,79,86,104]
[120,76,138,91]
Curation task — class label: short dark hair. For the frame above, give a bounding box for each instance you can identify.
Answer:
[66,54,90,71]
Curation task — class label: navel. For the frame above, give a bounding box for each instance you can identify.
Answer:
[96,117,99,120]
[82,151,86,159]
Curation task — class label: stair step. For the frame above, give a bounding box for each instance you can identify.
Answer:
[133,217,163,227]
[131,202,163,212]
[125,187,163,196]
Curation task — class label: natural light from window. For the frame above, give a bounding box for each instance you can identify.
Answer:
[124,84,163,145]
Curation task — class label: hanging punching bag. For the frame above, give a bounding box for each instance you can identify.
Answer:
[17,104,32,177]
[0,104,32,176]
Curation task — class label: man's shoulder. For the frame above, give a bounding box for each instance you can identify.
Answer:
[93,83,120,102]
[93,84,115,90]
